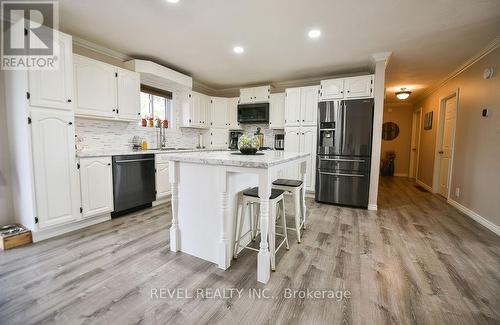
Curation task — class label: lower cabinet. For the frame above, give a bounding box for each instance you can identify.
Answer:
[156,160,171,200]
[79,157,114,218]
[284,126,317,191]
[30,109,81,229]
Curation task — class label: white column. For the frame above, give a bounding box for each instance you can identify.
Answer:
[300,159,307,228]
[368,52,392,211]
[169,161,180,251]
[257,169,271,283]
[218,169,230,269]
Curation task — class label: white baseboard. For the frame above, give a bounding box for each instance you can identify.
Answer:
[394,173,409,177]
[368,204,377,211]
[33,214,111,242]
[448,199,500,236]
[415,179,433,192]
[153,196,171,206]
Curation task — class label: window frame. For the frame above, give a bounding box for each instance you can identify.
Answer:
[140,84,174,129]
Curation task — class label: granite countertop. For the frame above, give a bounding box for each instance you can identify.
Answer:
[76,148,211,158]
[164,150,309,168]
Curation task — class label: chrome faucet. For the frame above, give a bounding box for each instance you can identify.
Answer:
[158,126,167,149]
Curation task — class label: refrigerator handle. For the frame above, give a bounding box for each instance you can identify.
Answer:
[341,101,347,155]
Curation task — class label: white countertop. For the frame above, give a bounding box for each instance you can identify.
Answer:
[165,150,309,168]
[76,148,211,158]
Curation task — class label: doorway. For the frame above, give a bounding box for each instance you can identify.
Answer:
[409,108,422,179]
[435,91,458,198]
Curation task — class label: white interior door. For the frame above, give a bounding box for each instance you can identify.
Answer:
[31,110,80,228]
[438,97,457,197]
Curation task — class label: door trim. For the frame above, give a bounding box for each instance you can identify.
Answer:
[432,88,459,198]
[409,108,422,179]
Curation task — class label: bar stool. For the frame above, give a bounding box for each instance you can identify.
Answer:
[272,179,306,243]
[233,187,289,271]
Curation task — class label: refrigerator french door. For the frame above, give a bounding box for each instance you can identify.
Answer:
[315,99,374,208]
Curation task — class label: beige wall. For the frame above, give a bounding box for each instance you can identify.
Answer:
[415,46,500,228]
[381,102,413,176]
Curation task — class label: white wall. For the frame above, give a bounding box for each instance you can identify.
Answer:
[0,71,14,225]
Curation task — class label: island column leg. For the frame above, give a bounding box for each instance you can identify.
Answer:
[169,161,180,252]
[300,160,307,229]
[257,170,271,284]
[218,169,230,269]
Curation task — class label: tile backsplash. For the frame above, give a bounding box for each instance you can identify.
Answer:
[240,124,283,148]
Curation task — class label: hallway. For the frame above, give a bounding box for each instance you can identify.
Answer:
[0,177,499,324]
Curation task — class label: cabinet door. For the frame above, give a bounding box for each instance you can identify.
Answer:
[156,162,171,199]
[199,93,210,127]
[285,88,301,127]
[190,92,200,126]
[80,157,113,218]
[30,110,80,229]
[253,86,270,102]
[74,55,117,118]
[239,88,254,104]
[345,75,373,98]
[117,69,141,121]
[300,127,317,191]
[210,97,229,128]
[227,97,241,129]
[210,128,229,149]
[320,79,344,101]
[269,93,285,129]
[28,32,74,110]
[300,86,319,126]
[284,128,301,179]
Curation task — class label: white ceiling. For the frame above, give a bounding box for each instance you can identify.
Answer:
[59,0,500,101]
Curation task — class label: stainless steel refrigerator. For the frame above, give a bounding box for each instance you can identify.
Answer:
[315,98,374,208]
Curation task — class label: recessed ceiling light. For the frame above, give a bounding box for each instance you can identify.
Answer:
[233,46,244,54]
[308,29,321,39]
[166,0,179,3]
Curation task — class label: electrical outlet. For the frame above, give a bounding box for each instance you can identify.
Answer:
[455,187,460,197]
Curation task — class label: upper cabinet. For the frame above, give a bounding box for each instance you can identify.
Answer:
[227,97,241,130]
[239,85,271,104]
[73,54,140,120]
[28,32,74,110]
[210,97,229,128]
[269,93,285,129]
[182,91,210,129]
[320,75,373,101]
[285,86,319,127]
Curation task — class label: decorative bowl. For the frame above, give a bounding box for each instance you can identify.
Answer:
[238,135,260,155]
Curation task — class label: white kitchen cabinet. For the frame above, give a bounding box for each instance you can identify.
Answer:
[345,75,373,98]
[284,127,301,179]
[269,93,285,129]
[285,88,301,127]
[210,128,229,149]
[74,54,117,119]
[199,93,210,127]
[210,97,229,128]
[239,85,271,104]
[117,68,141,121]
[156,161,171,199]
[79,157,113,218]
[300,127,317,191]
[320,78,344,101]
[28,32,74,110]
[300,86,319,126]
[227,97,241,129]
[285,86,319,127]
[182,91,210,128]
[30,109,81,229]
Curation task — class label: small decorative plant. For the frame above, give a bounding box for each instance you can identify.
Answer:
[238,135,260,155]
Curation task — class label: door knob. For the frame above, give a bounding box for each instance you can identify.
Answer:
[438,150,444,154]
[412,148,416,151]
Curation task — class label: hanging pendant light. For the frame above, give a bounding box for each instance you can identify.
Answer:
[396,87,411,100]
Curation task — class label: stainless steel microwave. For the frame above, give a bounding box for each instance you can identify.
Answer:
[237,103,269,123]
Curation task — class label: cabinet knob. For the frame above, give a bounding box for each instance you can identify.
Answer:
[68,122,73,125]
[112,109,116,112]
[67,99,72,103]
[108,163,111,166]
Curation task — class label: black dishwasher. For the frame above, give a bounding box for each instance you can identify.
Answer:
[112,154,156,217]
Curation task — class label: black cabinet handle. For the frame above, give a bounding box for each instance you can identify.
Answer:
[108,163,111,166]
[112,109,116,112]
[68,122,73,125]
[67,99,72,103]
[137,112,140,115]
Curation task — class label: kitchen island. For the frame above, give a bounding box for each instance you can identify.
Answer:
[165,150,309,283]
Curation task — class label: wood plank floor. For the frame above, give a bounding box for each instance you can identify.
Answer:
[1,177,499,325]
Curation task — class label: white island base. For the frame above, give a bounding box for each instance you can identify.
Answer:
[166,151,309,284]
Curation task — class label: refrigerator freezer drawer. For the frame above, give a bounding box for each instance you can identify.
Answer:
[317,156,371,173]
[315,170,370,207]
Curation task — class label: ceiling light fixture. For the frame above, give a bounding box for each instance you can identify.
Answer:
[166,0,179,3]
[396,87,411,100]
[233,46,244,54]
[308,29,321,39]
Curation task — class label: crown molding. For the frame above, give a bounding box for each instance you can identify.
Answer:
[372,52,392,66]
[72,35,132,62]
[414,36,500,103]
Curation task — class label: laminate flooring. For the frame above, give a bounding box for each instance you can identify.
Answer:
[1,177,499,325]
